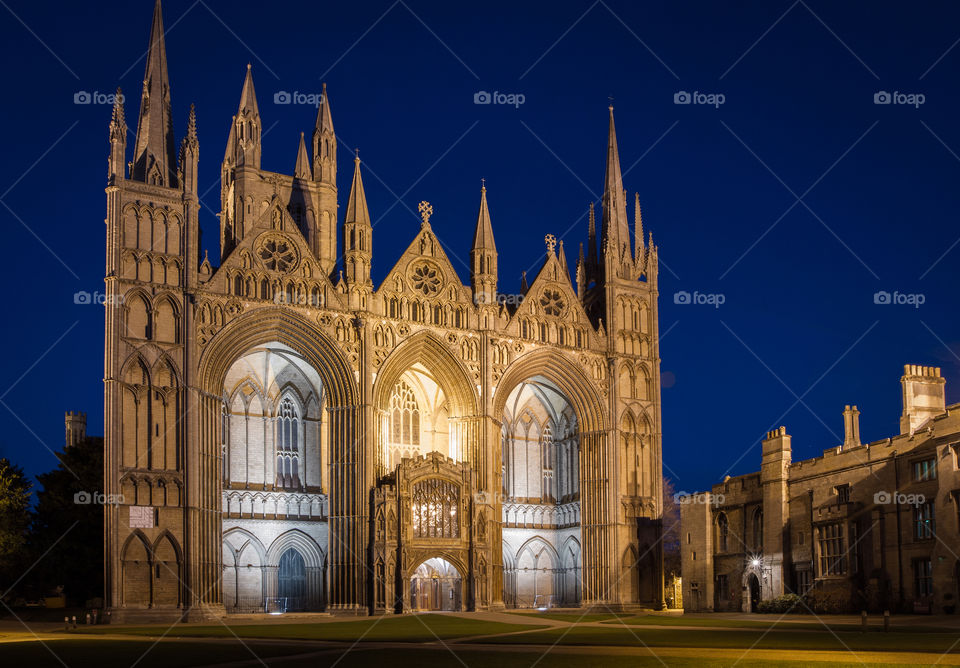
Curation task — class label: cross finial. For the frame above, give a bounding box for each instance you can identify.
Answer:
[418,201,433,226]
[545,233,557,254]
[481,177,486,192]
[608,95,614,110]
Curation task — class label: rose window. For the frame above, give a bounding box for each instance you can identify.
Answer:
[410,263,442,296]
[540,289,566,316]
[258,237,297,272]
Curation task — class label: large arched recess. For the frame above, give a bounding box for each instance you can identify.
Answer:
[197,307,364,610]
[493,348,606,433]
[372,331,480,478]
[493,347,610,606]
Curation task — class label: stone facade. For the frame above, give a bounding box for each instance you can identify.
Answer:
[103,0,664,620]
[682,365,960,615]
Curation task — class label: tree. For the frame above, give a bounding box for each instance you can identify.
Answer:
[29,437,104,603]
[0,458,32,594]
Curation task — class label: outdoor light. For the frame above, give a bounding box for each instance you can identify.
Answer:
[751,559,760,567]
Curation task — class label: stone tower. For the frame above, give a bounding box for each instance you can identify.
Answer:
[65,411,87,448]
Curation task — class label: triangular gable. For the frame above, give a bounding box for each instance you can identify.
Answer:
[375,224,472,305]
[206,197,344,311]
[509,249,597,345]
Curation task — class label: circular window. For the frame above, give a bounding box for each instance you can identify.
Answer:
[539,289,566,317]
[410,262,443,296]
[256,234,299,273]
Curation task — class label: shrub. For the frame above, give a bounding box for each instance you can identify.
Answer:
[756,593,802,614]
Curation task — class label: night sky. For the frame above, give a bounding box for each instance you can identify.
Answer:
[1,0,958,496]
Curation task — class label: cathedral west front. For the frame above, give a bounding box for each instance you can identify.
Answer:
[103,0,665,621]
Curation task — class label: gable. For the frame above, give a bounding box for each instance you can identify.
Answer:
[375,224,472,306]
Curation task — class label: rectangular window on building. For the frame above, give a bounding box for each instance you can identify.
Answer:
[716,574,729,600]
[794,568,812,595]
[817,523,846,576]
[914,558,933,597]
[836,484,851,504]
[913,458,937,482]
[915,502,936,540]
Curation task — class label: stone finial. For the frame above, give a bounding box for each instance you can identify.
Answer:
[418,201,433,226]
[545,233,557,254]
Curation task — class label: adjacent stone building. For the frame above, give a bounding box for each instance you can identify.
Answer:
[682,365,960,615]
[103,1,665,620]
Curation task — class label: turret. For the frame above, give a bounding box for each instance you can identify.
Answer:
[470,182,498,308]
[224,64,261,170]
[65,411,87,448]
[312,83,336,185]
[130,0,177,187]
[294,132,311,180]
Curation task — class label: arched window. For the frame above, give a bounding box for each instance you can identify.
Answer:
[412,478,460,538]
[389,381,420,448]
[275,397,300,489]
[753,507,764,550]
[716,512,729,552]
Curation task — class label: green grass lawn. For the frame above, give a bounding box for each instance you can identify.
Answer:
[0,638,311,668]
[80,613,544,643]
[475,624,960,653]
[607,614,960,634]
[0,641,931,668]
[505,611,633,622]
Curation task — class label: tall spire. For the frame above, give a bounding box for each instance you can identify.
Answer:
[472,182,496,252]
[312,83,336,184]
[345,154,370,226]
[343,154,372,289]
[224,64,261,168]
[294,132,311,179]
[601,105,630,262]
[131,0,177,186]
[471,181,498,308]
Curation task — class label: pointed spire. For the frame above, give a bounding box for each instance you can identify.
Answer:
[520,271,529,293]
[634,191,645,265]
[109,87,126,140]
[315,83,334,134]
[472,180,496,252]
[186,102,197,141]
[294,132,311,179]
[131,0,176,186]
[601,105,630,260]
[238,63,259,116]
[587,201,597,267]
[558,240,568,274]
[312,83,336,185]
[344,153,370,226]
[108,87,127,183]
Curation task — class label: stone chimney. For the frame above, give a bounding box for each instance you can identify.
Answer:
[65,411,86,447]
[900,365,946,435]
[842,405,861,449]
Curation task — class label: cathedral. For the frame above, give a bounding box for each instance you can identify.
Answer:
[103,0,664,621]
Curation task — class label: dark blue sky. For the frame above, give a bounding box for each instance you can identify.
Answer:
[1,0,958,494]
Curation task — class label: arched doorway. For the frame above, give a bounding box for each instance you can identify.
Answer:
[747,573,761,613]
[410,557,462,611]
[278,548,307,610]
